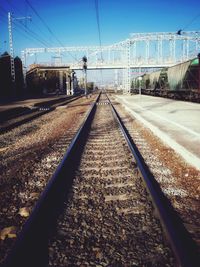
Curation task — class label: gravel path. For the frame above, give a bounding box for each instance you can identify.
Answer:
[0,95,95,264]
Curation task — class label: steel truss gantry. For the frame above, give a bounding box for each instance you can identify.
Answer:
[22,31,200,92]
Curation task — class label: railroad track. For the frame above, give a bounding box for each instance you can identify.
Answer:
[3,92,199,267]
[0,95,82,134]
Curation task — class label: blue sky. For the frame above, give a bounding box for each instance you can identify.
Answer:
[0,0,199,56]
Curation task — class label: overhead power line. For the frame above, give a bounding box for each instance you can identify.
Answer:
[183,12,200,31]
[6,0,58,47]
[94,0,103,85]
[6,0,23,15]
[1,1,78,60]
[25,0,79,62]
[177,12,200,34]
[14,20,52,47]
[0,4,53,48]
[25,0,64,47]
[94,0,103,62]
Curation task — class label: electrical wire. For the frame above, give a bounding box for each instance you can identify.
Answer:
[94,0,104,86]
[0,15,50,50]
[182,12,200,31]
[25,0,79,62]
[14,20,52,47]
[2,1,79,61]
[6,0,59,47]
[0,4,52,48]
[177,12,200,34]
[25,0,63,46]
[2,0,104,68]
[6,0,58,47]
[94,0,103,63]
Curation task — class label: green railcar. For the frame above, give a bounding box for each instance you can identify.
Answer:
[132,58,199,101]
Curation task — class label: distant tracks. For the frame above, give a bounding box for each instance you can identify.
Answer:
[0,95,82,134]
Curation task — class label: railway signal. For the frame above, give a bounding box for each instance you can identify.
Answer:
[82,56,87,96]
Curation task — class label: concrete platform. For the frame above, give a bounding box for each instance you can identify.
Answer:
[116,94,200,171]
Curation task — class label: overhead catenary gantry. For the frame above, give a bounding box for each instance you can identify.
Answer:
[22,31,200,92]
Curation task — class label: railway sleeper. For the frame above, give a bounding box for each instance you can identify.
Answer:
[3,92,199,267]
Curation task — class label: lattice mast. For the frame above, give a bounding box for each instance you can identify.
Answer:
[8,13,31,85]
[125,39,131,92]
[8,12,15,83]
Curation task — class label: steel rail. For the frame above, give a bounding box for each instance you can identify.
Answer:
[3,92,101,267]
[106,93,200,267]
[3,91,199,267]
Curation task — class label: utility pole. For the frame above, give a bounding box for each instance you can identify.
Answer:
[82,56,87,96]
[8,12,31,84]
[8,12,15,83]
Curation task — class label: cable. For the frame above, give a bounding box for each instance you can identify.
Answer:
[14,25,48,48]
[6,0,23,15]
[4,0,79,60]
[183,12,200,31]
[177,12,200,34]
[94,0,103,85]
[0,16,45,57]
[25,0,79,62]
[14,19,52,47]
[0,13,52,50]
[0,4,53,48]
[94,0,103,62]
[25,0,63,46]
[6,0,58,47]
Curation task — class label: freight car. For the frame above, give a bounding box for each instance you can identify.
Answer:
[131,57,200,102]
